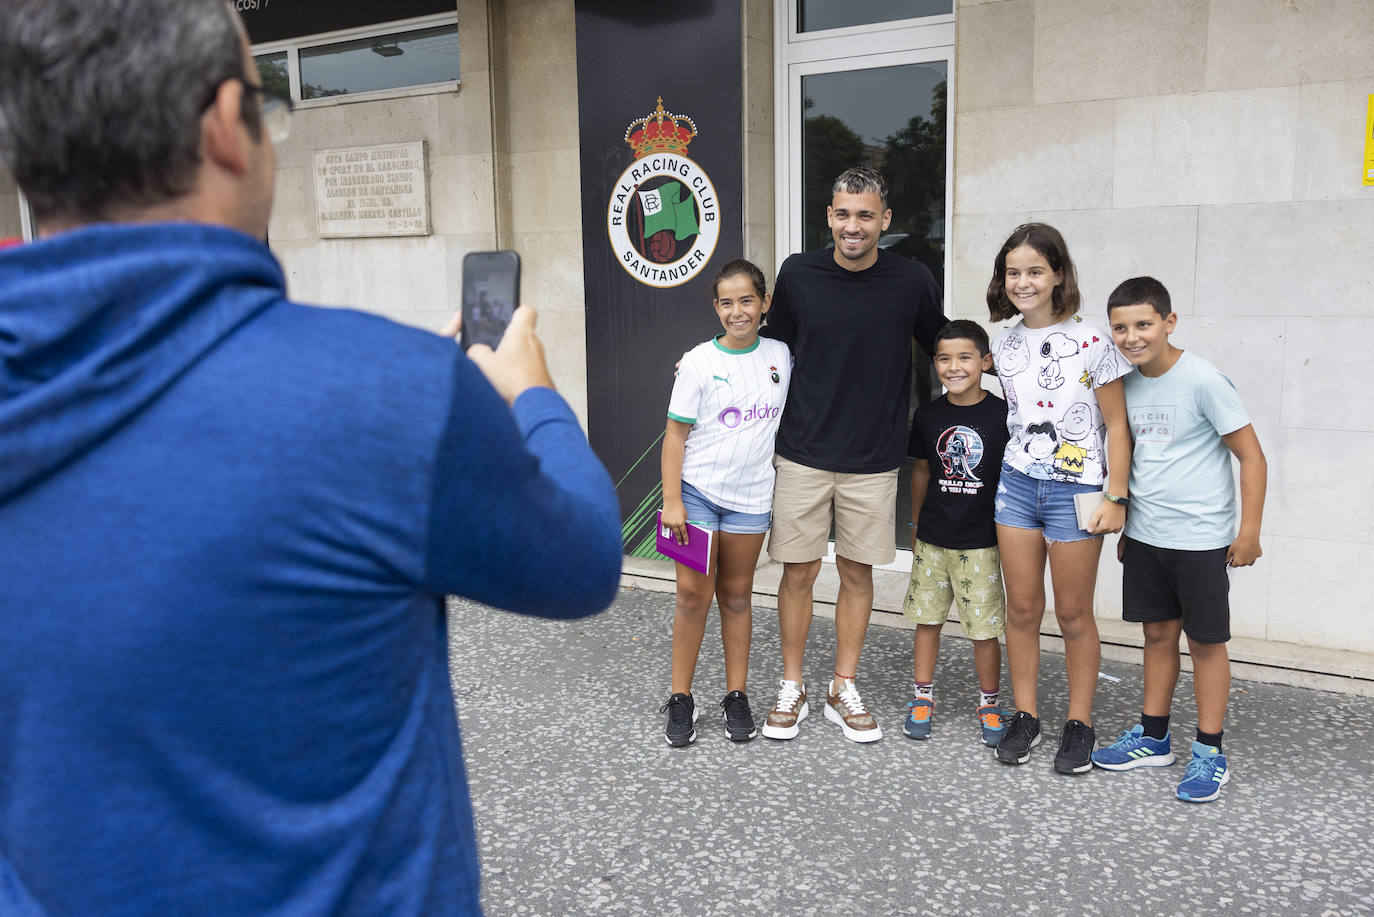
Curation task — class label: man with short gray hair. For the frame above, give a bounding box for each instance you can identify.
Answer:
[0,1,622,913]
[759,165,945,744]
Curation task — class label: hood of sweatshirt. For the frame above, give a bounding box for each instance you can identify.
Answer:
[0,222,285,503]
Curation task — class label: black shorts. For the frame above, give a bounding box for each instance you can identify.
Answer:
[1121,536,1230,643]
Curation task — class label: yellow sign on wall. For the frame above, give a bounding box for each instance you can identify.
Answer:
[1365,95,1374,186]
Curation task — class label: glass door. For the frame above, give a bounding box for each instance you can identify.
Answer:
[775,4,954,572]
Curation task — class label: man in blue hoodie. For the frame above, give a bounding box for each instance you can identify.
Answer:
[0,2,623,914]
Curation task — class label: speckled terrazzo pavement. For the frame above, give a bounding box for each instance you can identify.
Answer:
[447,587,1374,917]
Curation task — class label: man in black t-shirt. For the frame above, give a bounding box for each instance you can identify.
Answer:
[757,166,945,744]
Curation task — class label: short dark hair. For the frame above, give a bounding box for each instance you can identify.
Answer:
[712,259,767,299]
[0,0,256,224]
[831,166,888,209]
[1107,276,1172,318]
[986,223,1081,322]
[934,319,991,356]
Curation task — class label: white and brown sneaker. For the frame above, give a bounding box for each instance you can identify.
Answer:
[824,679,883,743]
[761,679,808,740]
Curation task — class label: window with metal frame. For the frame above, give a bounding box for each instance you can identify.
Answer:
[252,14,458,105]
[797,0,952,34]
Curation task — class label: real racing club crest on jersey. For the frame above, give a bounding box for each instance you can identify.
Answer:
[606,97,721,289]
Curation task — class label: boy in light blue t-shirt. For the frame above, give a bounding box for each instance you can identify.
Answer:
[1093,277,1267,803]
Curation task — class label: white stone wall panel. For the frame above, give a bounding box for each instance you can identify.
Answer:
[1280,318,1374,433]
[1033,0,1207,105]
[1206,0,1374,91]
[1266,538,1374,654]
[1195,200,1374,318]
[955,101,1115,213]
[1113,88,1299,208]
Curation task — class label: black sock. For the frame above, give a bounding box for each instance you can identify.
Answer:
[1196,729,1223,754]
[1139,713,1170,741]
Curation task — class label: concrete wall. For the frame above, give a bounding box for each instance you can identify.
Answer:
[499,0,587,422]
[266,0,592,423]
[951,0,1374,656]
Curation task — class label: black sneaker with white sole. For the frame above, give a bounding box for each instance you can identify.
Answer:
[995,710,1042,764]
[1054,719,1096,774]
[661,693,697,747]
[720,691,758,741]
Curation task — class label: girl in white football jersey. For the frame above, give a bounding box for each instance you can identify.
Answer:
[659,260,791,747]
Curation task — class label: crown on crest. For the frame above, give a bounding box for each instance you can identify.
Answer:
[624,97,697,159]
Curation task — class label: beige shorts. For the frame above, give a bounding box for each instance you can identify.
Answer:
[901,540,1006,641]
[767,455,898,566]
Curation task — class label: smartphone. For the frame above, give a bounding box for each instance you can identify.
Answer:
[460,250,520,351]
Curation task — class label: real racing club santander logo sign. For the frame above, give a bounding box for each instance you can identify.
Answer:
[606,97,720,288]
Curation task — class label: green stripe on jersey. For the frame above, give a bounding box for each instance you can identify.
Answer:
[712,333,759,354]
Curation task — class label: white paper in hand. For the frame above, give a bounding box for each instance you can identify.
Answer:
[1073,490,1105,532]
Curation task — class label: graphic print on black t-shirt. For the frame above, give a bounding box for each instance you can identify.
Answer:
[935,425,985,488]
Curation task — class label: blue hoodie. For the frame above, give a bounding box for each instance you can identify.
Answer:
[0,223,623,916]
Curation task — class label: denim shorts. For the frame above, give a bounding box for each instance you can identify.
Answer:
[680,481,771,534]
[993,465,1101,543]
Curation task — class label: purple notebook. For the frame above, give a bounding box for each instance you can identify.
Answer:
[655,511,713,575]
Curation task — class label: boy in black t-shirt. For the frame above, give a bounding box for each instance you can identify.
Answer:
[901,320,1011,747]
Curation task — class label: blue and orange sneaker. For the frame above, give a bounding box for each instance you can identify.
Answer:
[1176,742,1229,802]
[977,704,1007,747]
[1091,724,1175,771]
[902,697,934,739]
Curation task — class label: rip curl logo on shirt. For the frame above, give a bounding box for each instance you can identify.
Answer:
[606,97,720,289]
[718,403,779,429]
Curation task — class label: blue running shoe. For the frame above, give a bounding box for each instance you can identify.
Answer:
[1177,742,1229,802]
[1091,724,1175,771]
[977,704,1007,747]
[902,697,933,739]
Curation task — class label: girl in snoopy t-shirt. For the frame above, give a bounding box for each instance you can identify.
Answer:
[984,223,1132,775]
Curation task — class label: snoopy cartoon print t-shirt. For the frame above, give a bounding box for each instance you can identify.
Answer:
[990,314,1130,486]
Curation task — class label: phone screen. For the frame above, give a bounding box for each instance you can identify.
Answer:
[460,250,520,351]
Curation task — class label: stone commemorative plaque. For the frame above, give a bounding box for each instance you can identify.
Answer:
[314,141,430,238]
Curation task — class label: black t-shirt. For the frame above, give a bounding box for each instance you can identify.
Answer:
[907,392,1009,550]
[762,248,944,473]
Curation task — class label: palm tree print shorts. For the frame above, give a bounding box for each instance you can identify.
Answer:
[901,540,1006,640]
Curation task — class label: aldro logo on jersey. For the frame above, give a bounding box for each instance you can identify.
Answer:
[606,97,721,289]
[717,403,780,429]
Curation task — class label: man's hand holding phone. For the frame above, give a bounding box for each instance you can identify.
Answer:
[467,305,554,404]
[441,249,554,405]
[443,305,555,405]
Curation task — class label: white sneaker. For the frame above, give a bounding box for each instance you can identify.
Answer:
[823,679,882,743]
[761,679,808,740]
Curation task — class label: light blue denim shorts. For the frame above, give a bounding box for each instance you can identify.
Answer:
[680,481,771,535]
[993,464,1101,543]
